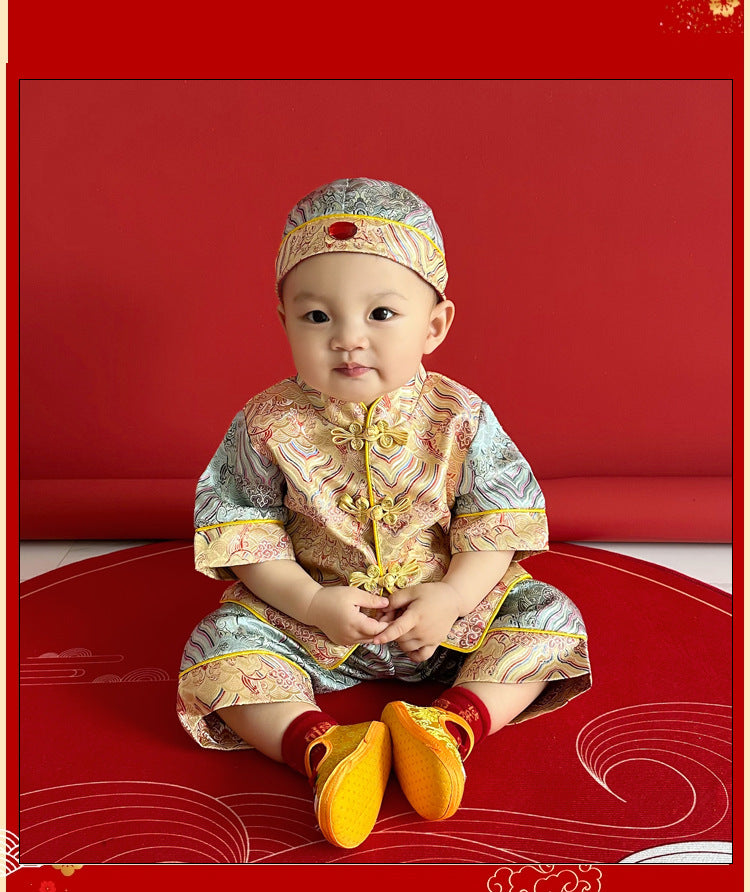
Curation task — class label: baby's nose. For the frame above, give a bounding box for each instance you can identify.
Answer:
[331,321,369,351]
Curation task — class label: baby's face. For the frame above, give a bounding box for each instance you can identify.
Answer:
[279,253,454,405]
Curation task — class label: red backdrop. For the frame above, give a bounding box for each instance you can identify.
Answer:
[19,79,733,540]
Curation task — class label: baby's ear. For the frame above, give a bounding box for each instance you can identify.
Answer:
[276,302,287,329]
[423,299,455,355]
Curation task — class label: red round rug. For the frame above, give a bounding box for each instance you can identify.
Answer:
[18,542,733,865]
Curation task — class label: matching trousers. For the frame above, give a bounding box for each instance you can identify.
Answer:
[177,577,591,751]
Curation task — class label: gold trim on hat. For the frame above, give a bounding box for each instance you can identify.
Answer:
[275,214,448,297]
[280,213,446,260]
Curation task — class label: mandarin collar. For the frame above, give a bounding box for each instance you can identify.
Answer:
[295,365,427,428]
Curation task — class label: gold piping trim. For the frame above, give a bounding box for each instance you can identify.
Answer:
[364,399,384,573]
[178,648,311,680]
[279,213,445,260]
[490,627,587,641]
[454,509,546,519]
[439,572,532,654]
[195,518,285,533]
[221,598,358,670]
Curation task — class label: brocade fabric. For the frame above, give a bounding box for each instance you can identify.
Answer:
[193,366,549,665]
[178,366,591,750]
[275,177,449,297]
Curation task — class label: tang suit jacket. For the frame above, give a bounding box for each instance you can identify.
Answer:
[194,365,549,668]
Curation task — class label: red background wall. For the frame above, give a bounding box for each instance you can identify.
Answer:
[19,79,732,540]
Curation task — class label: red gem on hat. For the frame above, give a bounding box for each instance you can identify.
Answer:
[328,221,358,240]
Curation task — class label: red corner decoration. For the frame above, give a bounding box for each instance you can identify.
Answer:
[660,0,742,32]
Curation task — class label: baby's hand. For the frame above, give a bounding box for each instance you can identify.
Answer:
[306,586,390,647]
[372,582,460,663]
[366,603,402,624]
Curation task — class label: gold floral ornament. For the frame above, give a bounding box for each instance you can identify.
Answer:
[331,421,409,451]
[338,494,373,523]
[339,494,413,525]
[709,0,739,14]
[370,496,412,524]
[350,559,420,594]
[53,865,83,876]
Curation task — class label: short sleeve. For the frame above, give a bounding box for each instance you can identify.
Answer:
[194,411,295,579]
[450,402,548,559]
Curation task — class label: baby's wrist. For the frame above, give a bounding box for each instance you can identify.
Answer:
[436,578,465,611]
[304,586,327,627]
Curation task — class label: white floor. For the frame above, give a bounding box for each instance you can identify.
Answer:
[18,540,733,593]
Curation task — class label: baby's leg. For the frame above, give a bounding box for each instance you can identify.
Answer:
[217,700,390,849]
[216,701,323,762]
[457,680,547,734]
[216,691,394,853]
[450,577,591,734]
[179,603,392,848]
[383,578,591,821]
[382,682,546,823]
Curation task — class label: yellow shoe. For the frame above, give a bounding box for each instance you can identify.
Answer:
[304,721,392,849]
[381,700,474,821]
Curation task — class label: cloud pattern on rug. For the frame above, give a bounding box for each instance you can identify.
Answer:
[18,701,731,865]
[20,650,171,685]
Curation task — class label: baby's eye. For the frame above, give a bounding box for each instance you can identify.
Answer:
[370,307,395,321]
[304,310,330,323]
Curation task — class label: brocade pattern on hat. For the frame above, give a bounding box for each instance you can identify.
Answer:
[275,178,449,297]
[282,177,445,250]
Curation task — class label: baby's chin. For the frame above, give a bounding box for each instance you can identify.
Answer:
[323,372,419,405]
[320,379,388,406]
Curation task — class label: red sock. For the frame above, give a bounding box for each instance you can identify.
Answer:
[431,686,491,759]
[280,710,338,777]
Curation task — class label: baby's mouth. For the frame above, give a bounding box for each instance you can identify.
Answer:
[334,364,372,378]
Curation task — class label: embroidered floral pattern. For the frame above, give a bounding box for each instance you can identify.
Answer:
[451,511,548,561]
[283,178,445,249]
[453,402,545,514]
[178,635,317,750]
[216,583,357,667]
[195,521,295,579]
[457,628,591,722]
[399,701,472,760]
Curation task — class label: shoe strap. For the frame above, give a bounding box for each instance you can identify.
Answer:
[439,710,475,759]
[303,728,335,782]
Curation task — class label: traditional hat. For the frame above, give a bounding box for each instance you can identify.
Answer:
[275,177,448,299]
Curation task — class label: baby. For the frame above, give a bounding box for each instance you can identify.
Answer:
[178,177,591,849]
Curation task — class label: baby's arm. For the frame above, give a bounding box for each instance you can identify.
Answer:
[232,560,390,647]
[372,549,514,661]
[441,549,515,614]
